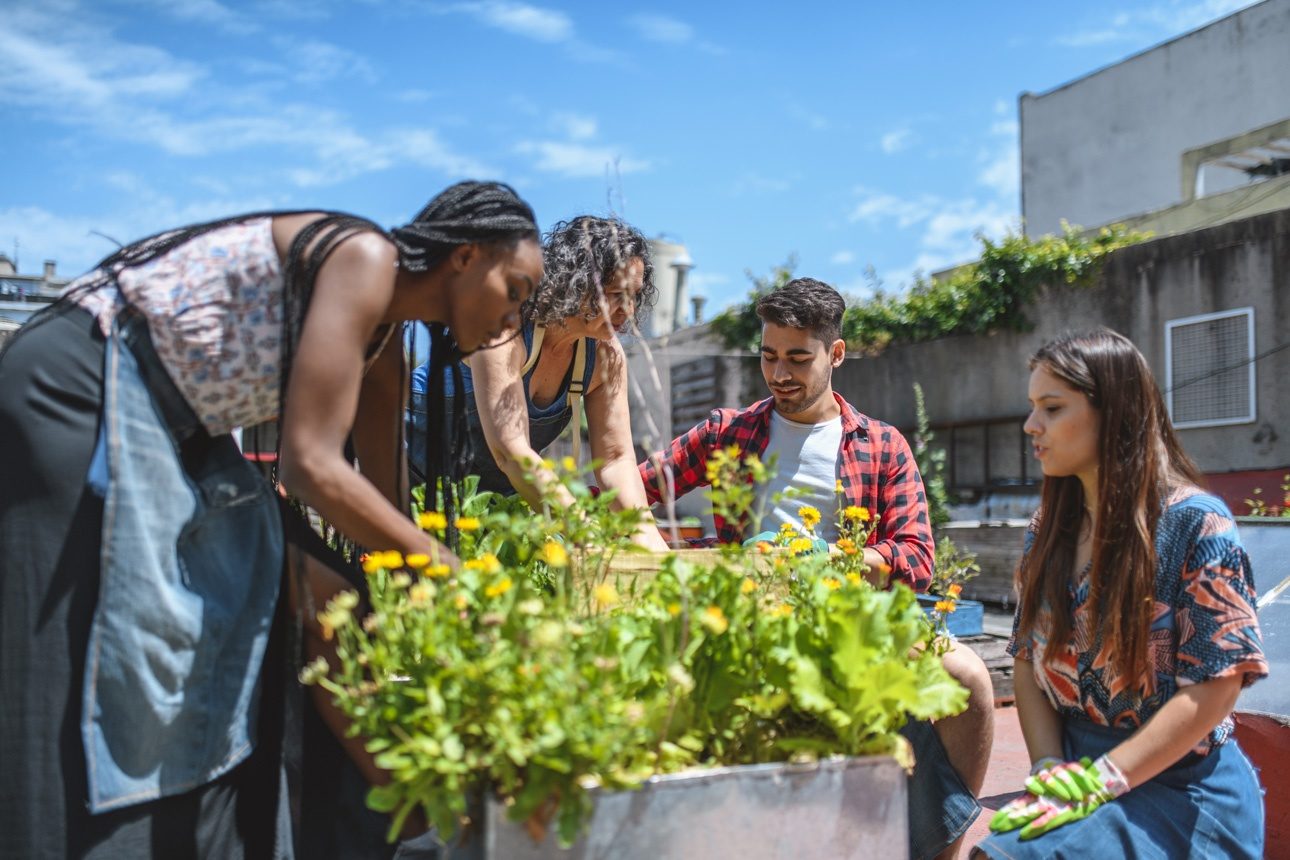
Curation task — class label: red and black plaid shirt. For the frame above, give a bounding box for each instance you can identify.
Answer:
[639,393,933,592]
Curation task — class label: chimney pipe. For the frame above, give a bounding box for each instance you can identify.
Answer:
[691,295,706,325]
[43,260,56,281]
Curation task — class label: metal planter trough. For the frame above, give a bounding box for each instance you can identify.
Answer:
[434,756,908,860]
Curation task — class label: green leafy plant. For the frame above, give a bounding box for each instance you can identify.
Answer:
[711,226,1149,354]
[306,458,967,847]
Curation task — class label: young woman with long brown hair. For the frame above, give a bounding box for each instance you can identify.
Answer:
[975,328,1267,858]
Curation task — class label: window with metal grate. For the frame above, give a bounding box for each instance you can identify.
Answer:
[1165,307,1256,428]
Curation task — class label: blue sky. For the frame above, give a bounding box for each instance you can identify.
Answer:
[0,0,1259,311]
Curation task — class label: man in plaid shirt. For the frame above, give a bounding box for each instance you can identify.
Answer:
[640,278,992,859]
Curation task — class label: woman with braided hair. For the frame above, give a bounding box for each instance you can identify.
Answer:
[409,215,669,550]
[0,181,541,857]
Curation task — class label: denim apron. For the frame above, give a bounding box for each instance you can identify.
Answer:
[81,309,284,813]
[407,323,597,494]
[975,717,1265,859]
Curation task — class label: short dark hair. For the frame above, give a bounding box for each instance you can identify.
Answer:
[755,277,845,344]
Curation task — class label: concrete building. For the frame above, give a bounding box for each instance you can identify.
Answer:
[0,254,69,347]
[640,237,697,338]
[1020,0,1290,238]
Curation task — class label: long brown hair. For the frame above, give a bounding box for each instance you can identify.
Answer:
[1016,329,1202,697]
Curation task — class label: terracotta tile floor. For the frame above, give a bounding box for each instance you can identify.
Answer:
[962,704,1029,854]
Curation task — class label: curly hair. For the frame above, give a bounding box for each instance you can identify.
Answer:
[527,216,656,331]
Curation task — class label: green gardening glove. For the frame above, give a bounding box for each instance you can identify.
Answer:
[1017,794,1106,840]
[1023,757,1106,803]
[989,755,1128,840]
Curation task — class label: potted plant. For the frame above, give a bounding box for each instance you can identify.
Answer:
[303,453,967,855]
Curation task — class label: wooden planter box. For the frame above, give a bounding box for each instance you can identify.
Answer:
[414,756,908,859]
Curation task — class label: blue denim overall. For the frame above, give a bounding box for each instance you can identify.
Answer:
[407,322,596,493]
[81,309,284,813]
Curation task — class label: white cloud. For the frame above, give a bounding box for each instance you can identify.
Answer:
[732,172,792,194]
[453,1,573,42]
[846,186,1018,290]
[978,114,1019,198]
[626,12,724,53]
[551,112,597,140]
[394,89,438,103]
[848,189,938,228]
[515,141,649,178]
[788,103,829,131]
[880,128,914,154]
[0,6,486,186]
[629,13,693,44]
[272,37,378,85]
[139,0,256,33]
[0,10,202,110]
[830,251,855,265]
[1057,0,1258,47]
[0,195,281,279]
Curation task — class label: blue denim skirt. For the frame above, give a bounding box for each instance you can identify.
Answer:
[975,717,1265,859]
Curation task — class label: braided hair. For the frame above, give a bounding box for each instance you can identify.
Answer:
[392,182,539,545]
[61,180,538,550]
[528,215,655,331]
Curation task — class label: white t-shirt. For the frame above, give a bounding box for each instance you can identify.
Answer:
[753,409,842,542]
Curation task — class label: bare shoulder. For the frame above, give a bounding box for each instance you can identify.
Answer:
[595,334,628,380]
[466,330,528,376]
[270,212,395,272]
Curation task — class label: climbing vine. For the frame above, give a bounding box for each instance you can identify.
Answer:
[711,225,1150,353]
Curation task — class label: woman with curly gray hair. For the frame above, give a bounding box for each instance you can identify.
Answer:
[409,215,667,549]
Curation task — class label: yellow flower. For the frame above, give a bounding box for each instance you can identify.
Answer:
[593,583,620,609]
[836,537,855,552]
[770,603,793,618]
[741,577,758,595]
[454,516,480,532]
[788,537,813,555]
[724,444,742,459]
[947,584,963,598]
[935,600,957,614]
[540,457,556,471]
[484,576,513,598]
[822,577,842,591]
[755,540,774,554]
[835,479,844,494]
[700,605,728,635]
[561,456,576,472]
[464,553,502,575]
[425,564,451,579]
[418,512,447,531]
[454,593,469,610]
[405,553,430,569]
[666,602,682,617]
[379,550,404,569]
[798,506,821,530]
[778,521,798,536]
[541,541,568,568]
[361,554,385,575]
[843,506,871,523]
